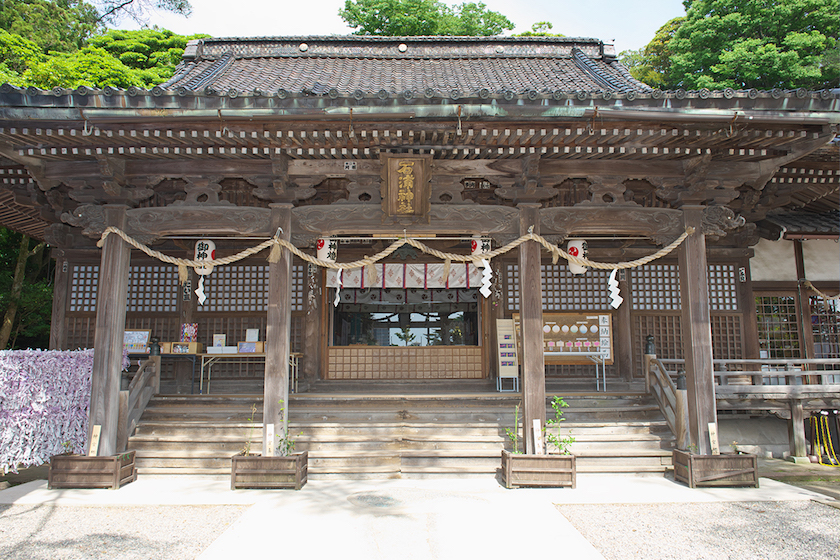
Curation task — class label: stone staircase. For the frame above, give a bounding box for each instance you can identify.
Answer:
[127,392,674,477]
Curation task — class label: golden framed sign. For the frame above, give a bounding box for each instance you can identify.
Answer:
[381,155,430,218]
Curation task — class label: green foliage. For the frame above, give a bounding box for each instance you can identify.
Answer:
[0,30,43,73]
[88,28,207,71]
[544,396,574,455]
[0,228,51,350]
[0,0,101,53]
[23,46,149,88]
[276,399,301,457]
[514,21,565,37]
[339,0,513,36]
[666,0,839,89]
[504,402,521,453]
[621,16,684,87]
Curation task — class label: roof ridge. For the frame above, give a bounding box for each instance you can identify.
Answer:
[571,47,632,92]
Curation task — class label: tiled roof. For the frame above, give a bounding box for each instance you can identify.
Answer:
[162,35,652,97]
[761,210,839,237]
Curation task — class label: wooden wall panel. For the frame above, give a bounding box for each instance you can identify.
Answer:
[328,346,483,379]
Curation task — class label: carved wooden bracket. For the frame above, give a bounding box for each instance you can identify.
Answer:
[577,175,639,207]
[430,175,470,204]
[701,206,746,240]
[171,177,232,206]
[494,155,557,202]
[340,175,381,204]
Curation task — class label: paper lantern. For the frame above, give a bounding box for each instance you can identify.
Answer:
[317,237,337,263]
[567,239,588,275]
[194,239,216,276]
[471,235,490,256]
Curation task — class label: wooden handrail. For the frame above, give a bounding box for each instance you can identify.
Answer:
[117,356,161,452]
[644,354,688,449]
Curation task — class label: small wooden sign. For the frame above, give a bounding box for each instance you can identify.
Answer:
[265,423,275,457]
[88,425,102,456]
[708,422,720,455]
[381,155,430,218]
[533,419,544,455]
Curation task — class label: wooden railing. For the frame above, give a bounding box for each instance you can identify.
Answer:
[117,356,160,452]
[645,354,688,449]
[645,355,840,458]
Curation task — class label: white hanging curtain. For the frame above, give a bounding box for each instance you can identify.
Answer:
[326,263,482,289]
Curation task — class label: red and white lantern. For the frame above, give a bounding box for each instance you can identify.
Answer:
[567,239,588,275]
[316,237,337,263]
[194,239,216,275]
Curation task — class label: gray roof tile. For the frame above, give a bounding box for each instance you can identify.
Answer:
[163,36,652,96]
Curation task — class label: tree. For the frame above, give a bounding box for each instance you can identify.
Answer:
[514,21,565,37]
[0,0,102,53]
[0,229,51,350]
[666,0,839,89]
[93,0,192,26]
[339,0,513,36]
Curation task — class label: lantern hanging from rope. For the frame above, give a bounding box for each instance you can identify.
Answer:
[567,239,588,275]
[317,237,337,263]
[193,239,216,305]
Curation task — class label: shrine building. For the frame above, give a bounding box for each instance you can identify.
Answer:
[0,35,837,475]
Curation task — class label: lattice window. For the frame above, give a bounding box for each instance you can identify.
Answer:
[127,265,178,313]
[198,264,305,313]
[69,265,99,312]
[755,295,801,359]
[505,263,520,312]
[708,264,738,311]
[542,265,610,311]
[811,297,840,359]
[810,297,840,382]
[711,314,743,359]
[631,264,681,310]
[291,264,304,312]
[201,265,269,312]
[633,314,683,374]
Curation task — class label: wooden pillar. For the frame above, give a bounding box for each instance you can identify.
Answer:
[616,270,633,381]
[301,263,321,384]
[49,249,68,350]
[88,206,131,456]
[175,266,197,394]
[678,207,717,455]
[793,240,815,360]
[788,398,808,459]
[263,204,293,456]
[738,256,760,360]
[518,204,546,455]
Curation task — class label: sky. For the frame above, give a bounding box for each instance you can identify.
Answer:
[118,0,687,53]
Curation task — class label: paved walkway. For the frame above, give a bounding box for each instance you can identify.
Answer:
[1,471,834,560]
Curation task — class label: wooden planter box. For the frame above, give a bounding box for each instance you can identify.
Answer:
[231,451,308,490]
[500,450,576,489]
[48,451,137,490]
[673,449,759,488]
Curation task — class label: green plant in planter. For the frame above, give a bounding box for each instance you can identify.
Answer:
[504,402,522,454]
[242,403,258,455]
[544,396,574,455]
[276,399,302,457]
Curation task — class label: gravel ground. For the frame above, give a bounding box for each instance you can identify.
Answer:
[557,500,840,560]
[0,504,248,560]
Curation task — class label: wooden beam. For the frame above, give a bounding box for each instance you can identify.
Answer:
[678,207,717,455]
[89,205,131,456]
[518,204,546,455]
[263,204,293,456]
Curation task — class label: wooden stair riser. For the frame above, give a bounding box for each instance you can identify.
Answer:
[129,394,676,476]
